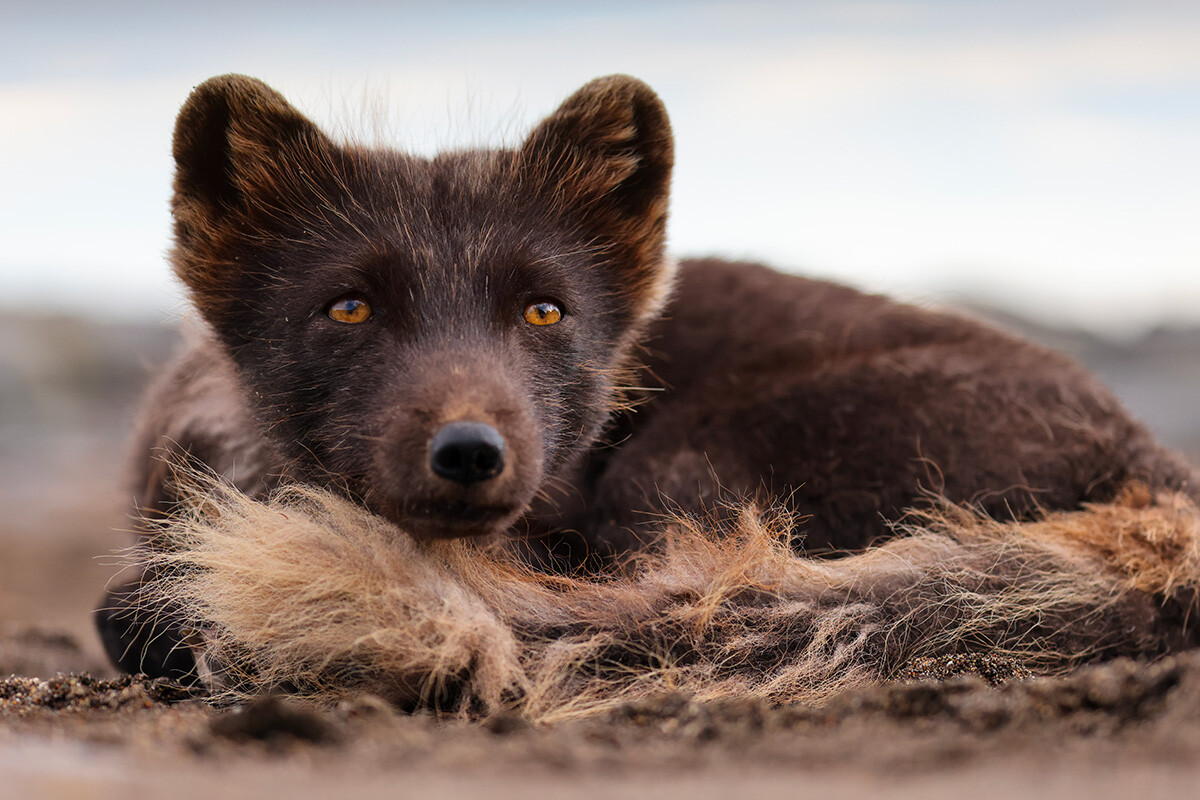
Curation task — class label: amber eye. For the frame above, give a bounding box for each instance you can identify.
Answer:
[326,296,372,324]
[523,301,563,326]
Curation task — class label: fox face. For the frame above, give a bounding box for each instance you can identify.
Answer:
[168,75,674,539]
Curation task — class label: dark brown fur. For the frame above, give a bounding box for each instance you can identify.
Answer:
[96,74,1199,681]
[536,258,1200,559]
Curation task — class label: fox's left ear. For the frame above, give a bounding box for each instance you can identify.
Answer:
[519,76,675,322]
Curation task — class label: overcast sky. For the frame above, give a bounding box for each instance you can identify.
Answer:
[2,0,1198,333]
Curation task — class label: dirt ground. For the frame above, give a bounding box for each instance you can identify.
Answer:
[7,634,1200,800]
[5,313,1200,799]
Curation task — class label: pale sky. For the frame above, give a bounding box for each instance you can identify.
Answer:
[2,0,1198,333]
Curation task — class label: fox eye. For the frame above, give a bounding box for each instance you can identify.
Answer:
[523,301,563,326]
[326,295,372,324]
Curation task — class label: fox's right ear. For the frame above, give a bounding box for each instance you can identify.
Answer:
[170,74,335,314]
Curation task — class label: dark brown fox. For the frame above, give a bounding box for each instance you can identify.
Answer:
[97,74,1199,680]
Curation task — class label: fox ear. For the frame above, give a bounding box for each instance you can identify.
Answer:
[170,74,334,312]
[519,76,675,321]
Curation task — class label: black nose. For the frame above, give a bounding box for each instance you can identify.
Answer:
[429,421,506,485]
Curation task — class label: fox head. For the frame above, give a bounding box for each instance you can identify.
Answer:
[168,74,674,540]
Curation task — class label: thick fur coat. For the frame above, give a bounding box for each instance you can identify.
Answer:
[97,75,1200,704]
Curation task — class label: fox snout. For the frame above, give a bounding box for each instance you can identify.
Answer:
[428,421,507,485]
[366,355,546,541]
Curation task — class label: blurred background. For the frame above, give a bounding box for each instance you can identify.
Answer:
[2,0,1198,664]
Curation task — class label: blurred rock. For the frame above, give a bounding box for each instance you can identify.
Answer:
[0,626,108,678]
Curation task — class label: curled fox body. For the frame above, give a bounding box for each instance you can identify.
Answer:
[96,74,1199,681]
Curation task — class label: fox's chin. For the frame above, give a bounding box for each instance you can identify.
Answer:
[383,498,524,541]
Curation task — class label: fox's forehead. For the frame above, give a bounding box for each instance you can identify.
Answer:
[342,146,521,206]
[307,146,562,261]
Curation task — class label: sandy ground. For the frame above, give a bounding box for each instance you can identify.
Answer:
[5,313,1200,798]
[7,641,1200,799]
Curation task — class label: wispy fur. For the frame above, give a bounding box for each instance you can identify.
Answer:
[138,478,1200,721]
